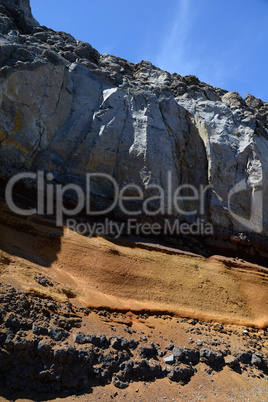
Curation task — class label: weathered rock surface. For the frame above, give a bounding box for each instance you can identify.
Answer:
[0,1,268,240]
[0,0,38,34]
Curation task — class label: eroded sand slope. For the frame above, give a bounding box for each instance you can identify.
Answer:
[0,204,267,328]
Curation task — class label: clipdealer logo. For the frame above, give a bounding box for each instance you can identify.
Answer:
[4,171,264,236]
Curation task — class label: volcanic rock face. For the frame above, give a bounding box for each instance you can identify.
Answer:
[0,1,268,235]
[0,0,38,33]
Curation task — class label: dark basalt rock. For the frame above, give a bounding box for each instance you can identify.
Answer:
[0,284,267,397]
[167,364,195,383]
[0,0,38,34]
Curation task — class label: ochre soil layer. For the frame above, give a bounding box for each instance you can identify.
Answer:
[0,203,267,328]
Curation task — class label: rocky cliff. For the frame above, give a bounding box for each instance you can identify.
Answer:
[0,0,268,240]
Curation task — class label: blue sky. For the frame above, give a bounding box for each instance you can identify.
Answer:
[31,0,268,101]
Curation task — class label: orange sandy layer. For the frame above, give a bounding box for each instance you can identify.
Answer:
[0,205,267,328]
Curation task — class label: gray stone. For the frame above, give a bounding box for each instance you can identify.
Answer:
[172,347,200,366]
[200,349,224,367]
[110,337,122,350]
[48,327,68,341]
[112,376,129,389]
[224,355,240,370]
[172,347,184,358]
[237,352,252,365]
[167,364,194,383]
[164,354,175,364]
[139,345,157,358]
[61,50,76,63]
[32,323,48,335]
[33,32,49,42]
[12,47,35,61]
[245,93,263,109]
[251,354,263,368]
[34,274,53,287]
[42,49,65,64]
[73,333,91,344]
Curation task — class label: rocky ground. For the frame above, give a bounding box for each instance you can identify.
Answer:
[0,283,267,400]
